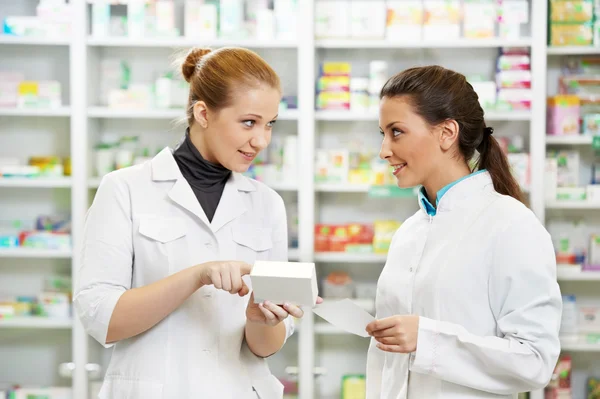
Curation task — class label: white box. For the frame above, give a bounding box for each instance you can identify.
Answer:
[386,0,423,41]
[315,0,350,39]
[250,261,318,307]
[350,0,386,39]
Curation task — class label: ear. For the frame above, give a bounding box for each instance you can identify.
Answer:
[193,101,209,128]
[438,119,460,151]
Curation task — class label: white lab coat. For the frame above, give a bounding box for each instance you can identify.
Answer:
[366,171,562,399]
[74,147,294,399]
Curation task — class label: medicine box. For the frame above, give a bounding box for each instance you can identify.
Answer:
[547,95,580,135]
[250,261,319,307]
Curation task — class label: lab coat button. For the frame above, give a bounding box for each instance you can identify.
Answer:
[409,267,413,272]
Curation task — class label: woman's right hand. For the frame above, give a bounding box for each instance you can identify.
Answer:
[196,261,252,296]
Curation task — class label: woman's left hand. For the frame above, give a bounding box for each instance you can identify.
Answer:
[366,315,420,353]
[246,293,323,326]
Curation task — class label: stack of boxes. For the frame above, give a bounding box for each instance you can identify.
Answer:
[495,47,532,111]
[317,62,352,111]
[549,0,597,46]
[314,220,401,254]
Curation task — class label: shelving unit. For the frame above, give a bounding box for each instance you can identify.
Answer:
[2,0,593,398]
[0,317,72,329]
[86,37,298,49]
[316,38,532,49]
[546,135,594,145]
[0,178,72,188]
[557,267,600,281]
[0,248,72,259]
[0,107,71,117]
[0,36,70,46]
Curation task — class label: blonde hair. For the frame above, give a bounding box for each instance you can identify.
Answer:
[181,47,281,126]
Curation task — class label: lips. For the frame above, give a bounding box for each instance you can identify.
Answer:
[392,163,407,176]
[239,150,256,161]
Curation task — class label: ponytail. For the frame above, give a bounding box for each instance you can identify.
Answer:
[476,128,524,203]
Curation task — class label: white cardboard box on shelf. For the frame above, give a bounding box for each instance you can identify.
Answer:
[250,261,318,307]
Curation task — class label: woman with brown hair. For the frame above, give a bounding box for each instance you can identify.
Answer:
[74,47,312,399]
[365,65,562,398]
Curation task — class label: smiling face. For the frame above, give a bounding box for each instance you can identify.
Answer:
[379,95,446,189]
[193,84,281,173]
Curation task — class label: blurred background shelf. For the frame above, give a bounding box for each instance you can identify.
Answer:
[0,317,72,329]
[0,248,72,259]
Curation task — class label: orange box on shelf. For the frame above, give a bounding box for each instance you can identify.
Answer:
[315,224,333,252]
[329,225,350,252]
[346,223,375,252]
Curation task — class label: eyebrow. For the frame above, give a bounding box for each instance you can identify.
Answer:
[384,121,399,130]
[245,114,279,120]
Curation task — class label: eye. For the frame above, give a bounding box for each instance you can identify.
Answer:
[392,128,403,137]
[243,120,255,127]
[267,120,277,127]
[379,130,384,136]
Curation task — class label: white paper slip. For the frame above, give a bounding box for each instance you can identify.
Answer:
[312,298,375,338]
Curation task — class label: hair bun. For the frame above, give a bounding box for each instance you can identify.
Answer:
[181,48,212,83]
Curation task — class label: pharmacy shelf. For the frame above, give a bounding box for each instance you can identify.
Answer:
[560,338,600,352]
[315,111,378,122]
[0,35,70,46]
[316,38,532,49]
[0,317,72,329]
[288,248,299,261]
[315,183,371,193]
[87,107,185,119]
[0,248,72,259]
[547,46,600,55]
[484,111,531,121]
[314,252,387,264]
[0,177,72,188]
[314,324,347,335]
[87,37,298,49]
[546,200,600,210]
[87,107,299,121]
[315,110,530,122]
[546,135,593,145]
[557,266,600,281]
[0,107,71,117]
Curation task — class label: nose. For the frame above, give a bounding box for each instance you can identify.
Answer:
[250,130,269,151]
[379,135,392,160]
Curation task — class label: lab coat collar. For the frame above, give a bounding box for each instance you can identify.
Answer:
[151,147,256,232]
[417,170,494,216]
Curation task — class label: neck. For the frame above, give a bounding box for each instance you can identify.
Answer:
[189,124,217,164]
[422,161,472,204]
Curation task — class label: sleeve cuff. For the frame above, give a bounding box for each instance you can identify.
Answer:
[283,316,296,344]
[410,316,439,375]
[74,287,125,349]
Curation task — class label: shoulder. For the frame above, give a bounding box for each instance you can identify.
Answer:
[93,163,151,205]
[240,175,286,213]
[491,194,547,233]
[485,194,552,251]
[98,163,149,190]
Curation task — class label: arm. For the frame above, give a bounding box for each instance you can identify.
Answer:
[410,213,562,394]
[74,174,249,346]
[74,175,204,346]
[244,194,291,357]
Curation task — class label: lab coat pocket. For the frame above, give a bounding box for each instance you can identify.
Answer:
[232,224,273,264]
[98,376,163,399]
[137,216,188,274]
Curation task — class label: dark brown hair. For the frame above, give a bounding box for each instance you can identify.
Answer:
[380,65,523,203]
[181,47,281,126]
